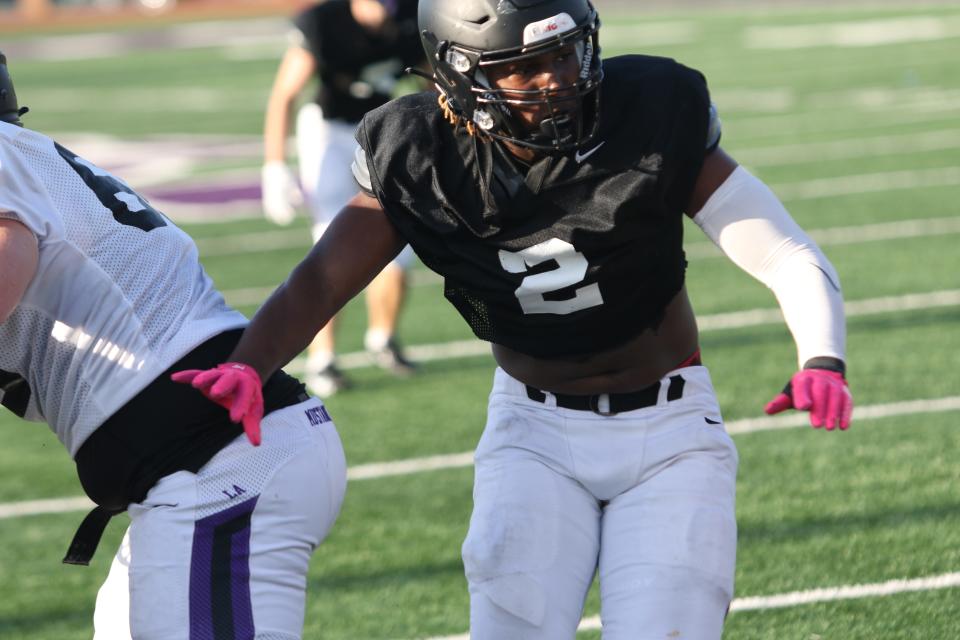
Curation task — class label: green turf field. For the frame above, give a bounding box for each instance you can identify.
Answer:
[1,3,959,638]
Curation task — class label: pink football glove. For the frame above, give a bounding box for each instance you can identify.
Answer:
[171,363,265,446]
[765,368,853,431]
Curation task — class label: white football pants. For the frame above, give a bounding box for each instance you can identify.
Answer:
[295,103,413,267]
[463,366,738,640]
[93,398,347,640]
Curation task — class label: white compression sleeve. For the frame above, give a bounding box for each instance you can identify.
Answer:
[691,166,846,367]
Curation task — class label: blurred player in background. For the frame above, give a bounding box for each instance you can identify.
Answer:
[0,52,346,639]
[262,0,424,396]
[182,0,855,637]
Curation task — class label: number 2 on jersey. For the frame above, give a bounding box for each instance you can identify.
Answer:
[498,238,603,315]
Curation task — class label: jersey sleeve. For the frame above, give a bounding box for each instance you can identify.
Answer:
[0,134,54,239]
[661,62,716,213]
[291,6,322,58]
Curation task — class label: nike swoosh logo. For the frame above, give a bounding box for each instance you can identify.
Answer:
[574,141,605,163]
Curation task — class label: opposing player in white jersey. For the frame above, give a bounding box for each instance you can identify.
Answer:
[0,52,346,639]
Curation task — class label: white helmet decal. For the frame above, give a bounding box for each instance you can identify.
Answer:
[523,12,577,46]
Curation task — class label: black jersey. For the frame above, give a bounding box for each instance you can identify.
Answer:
[356,55,714,359]
[293,0,423,123]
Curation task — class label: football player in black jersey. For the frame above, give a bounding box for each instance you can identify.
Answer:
[262,0,424,396]
[181,0,854,637]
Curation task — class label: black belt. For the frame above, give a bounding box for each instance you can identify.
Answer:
[525,375,686,416]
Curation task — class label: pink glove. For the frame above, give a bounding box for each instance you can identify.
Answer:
[764,368,853,431]
[171,363,265,446]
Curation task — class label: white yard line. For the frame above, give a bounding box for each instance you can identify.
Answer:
[202,213,960,260]
[424,571,960,639]
[686,216,960,260]
[690,288,960,332]
[725,395,960,435]
[6,19,290,62]
[0,496,96,520]
[732,108,960,142]
[735,129,960,168]
[280,289,960,373]
[728,571,960,612]
[3,395,959,521]
[745,15,960,49]
[771,166,960,201]
[600,21,698,47]
[1,289,957,519]
[213,218,960,305]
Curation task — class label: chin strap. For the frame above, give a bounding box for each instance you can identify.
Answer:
[438,93,486,139]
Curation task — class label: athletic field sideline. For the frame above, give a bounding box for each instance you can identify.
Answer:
[1,2,958,638]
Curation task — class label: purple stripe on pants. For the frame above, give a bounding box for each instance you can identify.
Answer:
[189,495,259,640]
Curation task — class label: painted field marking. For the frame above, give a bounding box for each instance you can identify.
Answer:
[3,394,958,521]
[735,129,960,167]
[297,289,960,373]
[212,221,960,305]
[196,206,960,258]
[733,108,960,142]
[205,214,960,269]
[771,166,960,201]
[745,16,960,49]
[5,19,290,61]
[423,571,960,639]
[4,287,951,519]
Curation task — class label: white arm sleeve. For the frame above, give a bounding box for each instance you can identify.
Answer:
[692,165,846,367]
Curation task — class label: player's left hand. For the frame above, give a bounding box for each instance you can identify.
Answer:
[764,365,853,431]
[171,363,265,446]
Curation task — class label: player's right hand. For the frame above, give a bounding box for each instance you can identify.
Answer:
[171,363,265,446]
[261,161,302,226]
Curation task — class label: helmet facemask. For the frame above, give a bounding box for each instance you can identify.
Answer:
[427,9,602,155]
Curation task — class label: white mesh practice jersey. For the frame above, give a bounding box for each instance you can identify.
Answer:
[0,122,247,456]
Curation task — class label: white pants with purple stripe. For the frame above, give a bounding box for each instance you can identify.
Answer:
[463,366,739,639]
[93,398,346,639]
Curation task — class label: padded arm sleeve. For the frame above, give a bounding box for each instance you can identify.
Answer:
[692,166,846,367]
[350,145,375,196]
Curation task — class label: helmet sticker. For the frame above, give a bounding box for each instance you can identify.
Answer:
[523,13,577,46]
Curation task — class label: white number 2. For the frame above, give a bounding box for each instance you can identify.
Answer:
[498,238,603,315]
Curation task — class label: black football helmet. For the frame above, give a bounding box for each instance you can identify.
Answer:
[418,0,602,153]
[0,52,27,126]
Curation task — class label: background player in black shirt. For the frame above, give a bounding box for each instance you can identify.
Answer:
[183,0,854,637]
[261,0,423,396]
